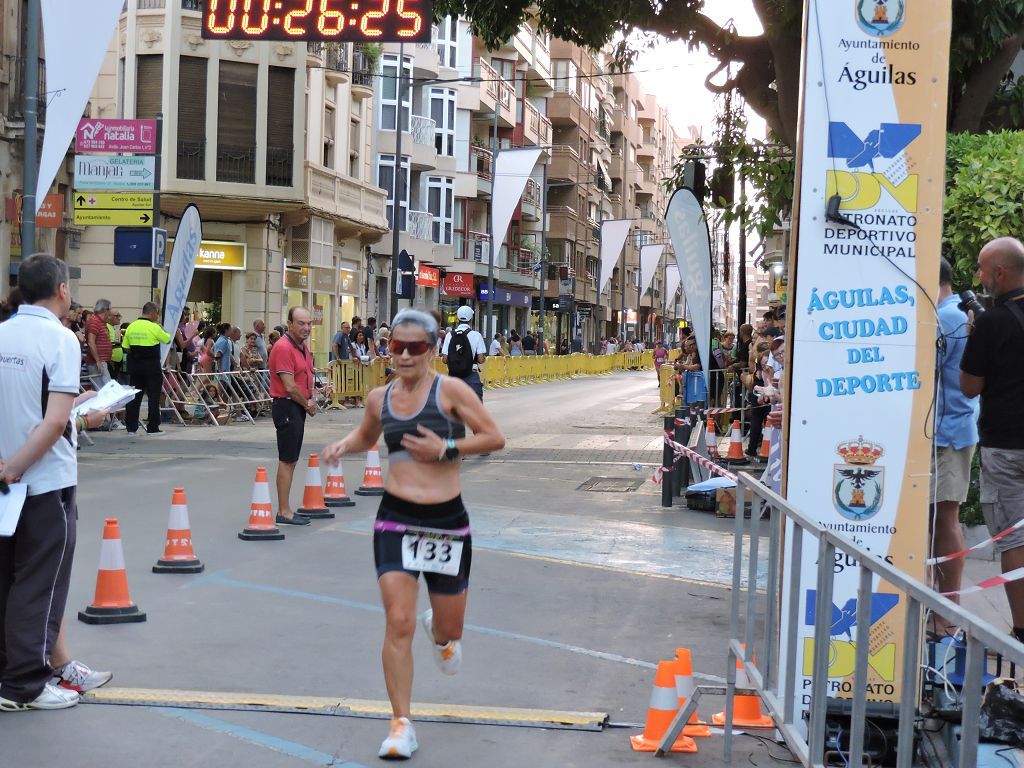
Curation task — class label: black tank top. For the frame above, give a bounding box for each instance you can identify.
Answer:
[382,375,466,462]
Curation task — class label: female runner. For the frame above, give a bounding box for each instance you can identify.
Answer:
[322,308,504,760]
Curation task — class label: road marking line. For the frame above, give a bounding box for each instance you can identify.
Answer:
[153,706,366,766]
[182,571,658,670]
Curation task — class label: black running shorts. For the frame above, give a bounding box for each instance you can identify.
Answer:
[373,492,472,595]
[271,398,306,464]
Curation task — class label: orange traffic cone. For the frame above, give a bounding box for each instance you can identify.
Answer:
[355,447,385,496]
[704,417,718,458]
[713,646,773,728]
[324,461,355,507]
[297,453,333,519]
[153,487,204,574]
[758,425,773,460]
[672,648,711,738]
[723,420,747,464]
[238,467,285,541]
[78,519,147,625]
[630,661,698,753]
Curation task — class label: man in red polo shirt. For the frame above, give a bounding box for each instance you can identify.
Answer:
[85,299,124,430]
[268,306,318,525]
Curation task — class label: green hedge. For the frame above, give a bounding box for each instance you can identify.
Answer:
[944,131,1024,289]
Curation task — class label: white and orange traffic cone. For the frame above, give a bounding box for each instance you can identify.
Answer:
[704,417,718,458]
[78,519,147,625]
[324,461,355,508]
[713,646,773,729]
[630,660,698,753]
[153,487,204,574]
[672,648,711,738]
[758,425,773,460]
[238,467,285,541]
[297,453,332,519]
[355,447,385,496]
[723,419,748,465]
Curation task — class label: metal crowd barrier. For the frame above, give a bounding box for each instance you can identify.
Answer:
[161,369,272,426]
[655,471,1024,767]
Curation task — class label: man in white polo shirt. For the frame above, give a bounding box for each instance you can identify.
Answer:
[0,254,82,711]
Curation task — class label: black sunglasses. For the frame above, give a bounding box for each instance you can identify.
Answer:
[389,340,432,356]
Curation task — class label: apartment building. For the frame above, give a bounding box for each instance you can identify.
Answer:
[369,18,553,337]
[4,1,388,365]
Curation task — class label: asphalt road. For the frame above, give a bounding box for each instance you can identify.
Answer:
[1,370,782,767]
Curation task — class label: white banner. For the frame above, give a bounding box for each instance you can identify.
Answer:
[779,0,950,727]
[35,0,123,211]
[161,205,203,363]
[597,219,632,298]
[663,269,681,314]
[639,244,665,295]
[491,148,543,266]
[666,187,712,386]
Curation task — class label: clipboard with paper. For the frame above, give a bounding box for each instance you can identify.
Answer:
[0,483,28,537]
[72,380,139,418]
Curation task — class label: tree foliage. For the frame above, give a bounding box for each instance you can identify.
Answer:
[435,0,1024,145]
[943,131,1024,289]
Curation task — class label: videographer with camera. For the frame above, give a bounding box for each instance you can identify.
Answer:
[959,236,1024,643]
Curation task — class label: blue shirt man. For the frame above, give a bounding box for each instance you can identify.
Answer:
[214,332,233,374]
[936,293,979,449]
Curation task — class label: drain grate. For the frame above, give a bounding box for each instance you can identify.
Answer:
[577,477,645,492]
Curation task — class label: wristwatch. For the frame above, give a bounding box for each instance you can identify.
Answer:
[443,438,460,462]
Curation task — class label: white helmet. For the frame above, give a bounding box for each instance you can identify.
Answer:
[456,306,474,322]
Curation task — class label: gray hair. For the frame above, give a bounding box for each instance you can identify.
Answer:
[391,308,438,344]
[94,298,111,313]
[142,301,159,315]
[18,253,69,304]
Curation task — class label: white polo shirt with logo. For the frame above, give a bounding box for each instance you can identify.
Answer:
[0,305,81,495]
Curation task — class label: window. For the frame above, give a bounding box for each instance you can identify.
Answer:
[379,54,412,132]
[580,79,593,111]
[377,154,410,231]
[135,55,163,119]
[349,118,361,179]
[323,106,336,167]
[176,56,207,180]
[217,61,258,183]
[436,17,458,69]
[266,66,295,186]
[426,176,454,245]
[552,59,577,95]
[429,88,456,157]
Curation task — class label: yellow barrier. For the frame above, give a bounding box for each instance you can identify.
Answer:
[655,363,679,415]
[328,351,655,404]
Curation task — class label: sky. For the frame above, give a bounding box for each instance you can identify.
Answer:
[633,2,766,143]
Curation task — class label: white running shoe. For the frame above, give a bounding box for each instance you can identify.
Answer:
[378,717,417,759]
[55,660,113,693]
[419,609,461,676]
[0,683,79,711]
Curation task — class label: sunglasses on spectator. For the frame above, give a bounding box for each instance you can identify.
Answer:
[388,339,432,356]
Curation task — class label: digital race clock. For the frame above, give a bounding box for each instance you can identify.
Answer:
[201,0,432,43]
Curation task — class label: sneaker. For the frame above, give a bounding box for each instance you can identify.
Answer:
[378,717,417,760]
[144,429,167,436]
[0,683,79,711]
[55,660,113,693]
[419,609,461,676]
[108,420,126,431]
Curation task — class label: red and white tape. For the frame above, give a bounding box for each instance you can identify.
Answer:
[927,516,1024,566]
[663,434,737,483]
[942,565,1024,597]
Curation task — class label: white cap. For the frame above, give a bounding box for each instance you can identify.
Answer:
[456,306,474,321]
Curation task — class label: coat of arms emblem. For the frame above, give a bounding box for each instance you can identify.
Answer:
[833,437,884,521]
[856,0,906,38]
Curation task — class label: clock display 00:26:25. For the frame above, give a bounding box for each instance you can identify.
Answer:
[205,0,426,39]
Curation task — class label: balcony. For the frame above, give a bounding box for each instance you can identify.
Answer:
[547,87,581,127]
[548,205,580,241]
[549,144,582,182]
[266,146,293,187]
[522,178,541,222]
[637,137,656,161]
[521,101,553,147]
[636,170,658,199]
[455,230,491,263]
[470,145,492,196]
[351,49,374,98]
[408,209,433,242]
[216,144,256,184]
[410,114,437,170]
[304,162,388,233]
[497,77,515,127]
[176,141,205,181]
[473,58,499,113]
[3,57,47,125]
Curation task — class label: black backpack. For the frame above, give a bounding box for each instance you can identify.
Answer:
[447,328,475,378]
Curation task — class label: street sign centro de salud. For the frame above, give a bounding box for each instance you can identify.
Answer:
[74,191,154,226]
[74,156,155,191]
